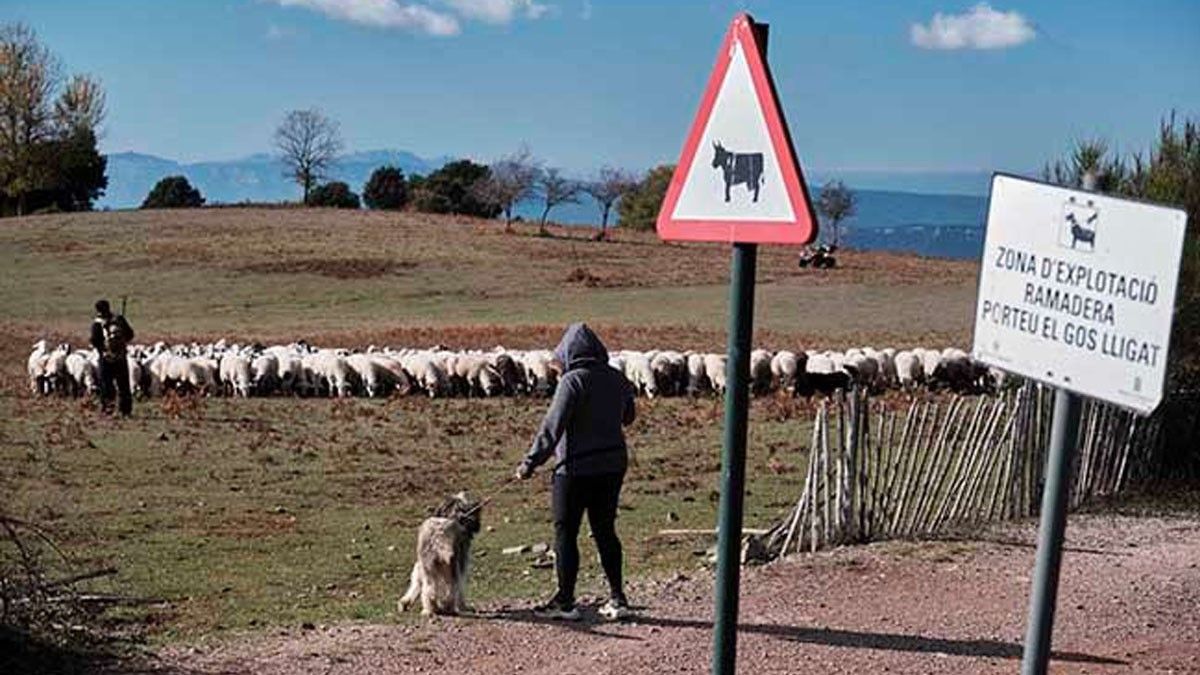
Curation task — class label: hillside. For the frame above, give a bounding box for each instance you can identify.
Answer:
[0,207,979,351]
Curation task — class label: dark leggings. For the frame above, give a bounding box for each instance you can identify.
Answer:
[552,472,624,606]
[98,356,132,417]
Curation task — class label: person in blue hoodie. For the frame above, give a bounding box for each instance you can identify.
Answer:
[515,323,636,621]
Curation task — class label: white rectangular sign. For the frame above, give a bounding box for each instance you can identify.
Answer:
[972,174,1188,415]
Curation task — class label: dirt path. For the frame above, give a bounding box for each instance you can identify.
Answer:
[153,513,1200,674]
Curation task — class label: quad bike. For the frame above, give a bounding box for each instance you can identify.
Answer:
[798,244,837,269]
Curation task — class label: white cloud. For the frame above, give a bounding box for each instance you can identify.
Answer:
[910,4,1035,50]
[440,0,550,23]
[270,0,553,36]
[272,0,461,37]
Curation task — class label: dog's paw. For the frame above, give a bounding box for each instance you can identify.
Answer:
[397,599,410,613]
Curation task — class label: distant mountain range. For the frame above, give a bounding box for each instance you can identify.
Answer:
[100,149,994,259]
[100,149,455,208]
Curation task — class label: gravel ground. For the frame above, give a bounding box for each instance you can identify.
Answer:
[150,513,1200,674]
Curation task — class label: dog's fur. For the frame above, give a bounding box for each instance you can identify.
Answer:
[398,492,482,616]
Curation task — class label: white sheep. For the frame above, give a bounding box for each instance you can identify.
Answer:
[219,353,254,398]
[703,353,728,394]
[893,350,923,390]
[311,350,355,398]
[685,352,708,395]
[27,340,50,395]
[127,355,145,398]
[251,353,280,395]
[65,351,98,396]
[805,352,851,395]
[41,344,72,395]
[623,352,657,398]
[750,349,774,394]
[770,350,803,394]
[650,351,686,396]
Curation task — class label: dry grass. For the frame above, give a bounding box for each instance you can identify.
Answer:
[0,207,980,349]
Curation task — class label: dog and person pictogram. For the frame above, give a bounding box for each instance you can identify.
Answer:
[1061,195,1098,251]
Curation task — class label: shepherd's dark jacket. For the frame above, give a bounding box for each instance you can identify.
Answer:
[90,314,134,359]
[522,323,636,477]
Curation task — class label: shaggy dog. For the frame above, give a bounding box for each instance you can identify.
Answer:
[398,492,482,616]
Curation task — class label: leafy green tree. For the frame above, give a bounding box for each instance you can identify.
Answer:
[308,180,360,209]
[24,127,106,213]
[362,165,409,210]
[410,159,499,218]
[817,180,856,247]
[141,175,204,209]
[617,164,674,231]
[0,23,107,216]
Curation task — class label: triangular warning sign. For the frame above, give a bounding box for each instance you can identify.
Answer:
[657,14,817,245]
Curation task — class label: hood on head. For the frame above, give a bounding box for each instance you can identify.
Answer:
[555,322,609,370]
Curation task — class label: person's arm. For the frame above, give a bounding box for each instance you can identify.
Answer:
[118,316,134,342]
[519,377,578,474]
[90,320,104,352]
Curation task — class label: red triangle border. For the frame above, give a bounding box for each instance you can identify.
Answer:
[656,13,818,245]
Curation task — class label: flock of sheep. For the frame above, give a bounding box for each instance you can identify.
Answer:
[26,339,1006,402]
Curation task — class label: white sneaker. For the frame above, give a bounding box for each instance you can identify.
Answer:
[598,598,631,621]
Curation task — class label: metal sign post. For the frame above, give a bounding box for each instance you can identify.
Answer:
[972,172,1187,674]
[1020,387,1082,674]
[712,241,757,674]
[654,15,817,673]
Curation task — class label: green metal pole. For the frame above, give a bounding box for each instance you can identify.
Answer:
[1020,388,1082,674]
[712,242,757,674]
[1021,170,1096,675]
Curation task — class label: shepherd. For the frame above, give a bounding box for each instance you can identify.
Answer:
[90,298,135,417]
[515,323,636,621]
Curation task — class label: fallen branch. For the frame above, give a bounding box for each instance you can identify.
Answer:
[42,567,118,590]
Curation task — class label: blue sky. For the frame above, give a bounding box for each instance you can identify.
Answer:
[6,1,1199,175]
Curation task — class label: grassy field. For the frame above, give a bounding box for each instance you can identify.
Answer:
[0,207,981,645]
[0,207,978,347]
[2,388,817,643]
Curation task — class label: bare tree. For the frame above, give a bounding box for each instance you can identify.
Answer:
[584,166,637,240]
[817,180,856,247]
[474,145,540,232]
[536,167,581,234]
[54,74,104,134]
[0,23,62,214]
[274,108,342,205]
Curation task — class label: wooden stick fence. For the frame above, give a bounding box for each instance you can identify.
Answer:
[754,382,1164,561]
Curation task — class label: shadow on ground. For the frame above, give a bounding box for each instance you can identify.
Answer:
[483,609,1125,666]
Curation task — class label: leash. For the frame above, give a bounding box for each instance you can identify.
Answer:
[457,447,625,521]
[458,474,522,520]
